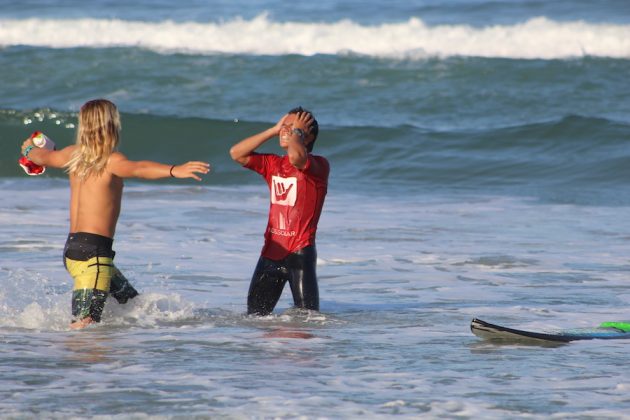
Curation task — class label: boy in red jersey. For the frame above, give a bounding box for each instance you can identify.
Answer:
[230,107,329,315]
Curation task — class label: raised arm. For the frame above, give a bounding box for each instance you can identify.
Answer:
[21,138,75,168]
[229,114,289,166]
[285,112,314,170]
[108,152,210,181]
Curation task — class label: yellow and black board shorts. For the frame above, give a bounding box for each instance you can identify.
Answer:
[63,232,116,323]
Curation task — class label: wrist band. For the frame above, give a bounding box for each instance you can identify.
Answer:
[23,145,35,157]
[169,165,176,177]
[292,128,305,141]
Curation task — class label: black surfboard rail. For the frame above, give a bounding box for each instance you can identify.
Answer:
[471,318,630,343]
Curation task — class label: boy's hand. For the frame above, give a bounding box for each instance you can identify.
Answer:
[171,161,211,181]
[292,112,314,134]
[272,114,290,135]
[21,137,35,156]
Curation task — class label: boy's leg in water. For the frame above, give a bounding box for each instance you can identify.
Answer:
[109,266,139,304]
[247,256,288,316]
[287,246,319,311]
[66,255,113,328]
[63,233,125,329]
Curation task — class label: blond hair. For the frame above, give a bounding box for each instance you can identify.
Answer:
[65,99,121,179]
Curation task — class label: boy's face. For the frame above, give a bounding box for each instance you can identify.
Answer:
[279,114,314,149]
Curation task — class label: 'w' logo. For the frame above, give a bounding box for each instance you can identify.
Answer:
[274,181,293,201]
[271,176,297,206]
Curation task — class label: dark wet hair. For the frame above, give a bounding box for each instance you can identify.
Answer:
[288,106,319,152]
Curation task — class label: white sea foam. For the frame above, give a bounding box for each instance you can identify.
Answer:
[1,15,629,59]
[0,284,196,331]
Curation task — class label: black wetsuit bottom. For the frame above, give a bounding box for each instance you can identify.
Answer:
[247,245,319,316]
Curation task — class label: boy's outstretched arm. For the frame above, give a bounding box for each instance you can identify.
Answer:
[229,114,288,166]
[21,138,75,168]
[109,153,210,181]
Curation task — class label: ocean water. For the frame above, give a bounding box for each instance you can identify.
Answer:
[2,0,630,418]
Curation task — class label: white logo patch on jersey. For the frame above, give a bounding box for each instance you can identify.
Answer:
[271,176,297,206]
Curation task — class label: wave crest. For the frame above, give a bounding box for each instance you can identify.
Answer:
[1,15,629,59]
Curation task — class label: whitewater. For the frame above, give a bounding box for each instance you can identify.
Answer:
[1,15,630,58]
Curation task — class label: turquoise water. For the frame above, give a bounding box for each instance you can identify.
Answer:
[1,1,630,418]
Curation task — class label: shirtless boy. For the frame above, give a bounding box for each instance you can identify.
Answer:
[21,99,210,329]
[229,107,329,315]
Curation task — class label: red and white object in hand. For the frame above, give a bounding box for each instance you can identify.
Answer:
[19,131,56,176]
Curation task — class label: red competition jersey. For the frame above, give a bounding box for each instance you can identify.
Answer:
[245,153,329,260]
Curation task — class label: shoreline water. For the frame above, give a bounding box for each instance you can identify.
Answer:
[2,0,630,417]
[2,180,630,417]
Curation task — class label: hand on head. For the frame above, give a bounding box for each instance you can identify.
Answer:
[276,111,315,141]
[274,114,290,135]
[291,112,315,134]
